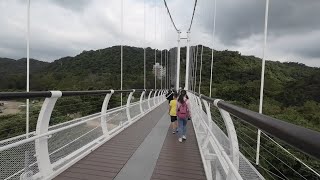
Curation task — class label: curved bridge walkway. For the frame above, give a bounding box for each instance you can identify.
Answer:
[54,103,206,180]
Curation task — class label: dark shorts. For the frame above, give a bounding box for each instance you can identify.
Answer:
[170,116,177,122]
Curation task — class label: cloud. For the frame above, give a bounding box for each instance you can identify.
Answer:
[190,0,320,67]
[0,0,319,67]
[50,0,89,12]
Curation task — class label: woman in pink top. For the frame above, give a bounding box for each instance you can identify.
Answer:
[176,90,191,143]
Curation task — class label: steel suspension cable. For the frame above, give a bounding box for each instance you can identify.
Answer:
[237,129,308,180]
[256,0,270,165]
[120,0,124,106]
[209,0,217,98]
[190,47,194,91]
[188,0,198,32]
[198,45,203,94]
[166,50,168,88]
[26,0,31,138]
[261,132,320,177]
[237,136,287,180]
[163,50,167,89]
[161,51,163,89]
[144,0,146,89]
[168,50,170,87]
[238,135,290,180]
[194,45,198,92]
[160,5,164,90]
[163,0,178,32]
[192,46,196,91]
[154,0,157,90]
[164,8,167,89]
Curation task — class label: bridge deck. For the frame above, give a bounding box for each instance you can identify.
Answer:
[54,103,206,180]
[150,118,206,180]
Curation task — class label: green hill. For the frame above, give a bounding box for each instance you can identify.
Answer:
[1,46,319,128]
[0,58,49,90]
[1,45,319,131]
[178,46,320,132]
[0,45,319,179]
[31,46,166,90]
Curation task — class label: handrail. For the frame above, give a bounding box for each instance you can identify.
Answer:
[0,89,158,99]
[191,91,320,160]
[0,99,148,151]
[0,90,167,179]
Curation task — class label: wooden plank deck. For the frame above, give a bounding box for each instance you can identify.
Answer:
[151,121,206,180]
[54,104,206,180]
[54,104,167,180]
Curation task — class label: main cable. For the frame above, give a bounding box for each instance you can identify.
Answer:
[188,0,198,31]
[163,0,178,32]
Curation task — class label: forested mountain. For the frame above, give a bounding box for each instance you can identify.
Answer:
[1,45,320,179]
[1,45,319,131]
[0,58,49,89]
[179,46,320,132]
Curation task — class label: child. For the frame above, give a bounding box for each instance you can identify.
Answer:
[176,90,191,142]
[169,93,178,134]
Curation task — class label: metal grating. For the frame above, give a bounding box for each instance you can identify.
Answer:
[0,137,38,180]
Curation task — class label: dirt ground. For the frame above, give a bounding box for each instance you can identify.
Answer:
[0,101,25,116]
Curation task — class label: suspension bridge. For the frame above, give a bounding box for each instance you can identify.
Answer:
[0,0,320,180]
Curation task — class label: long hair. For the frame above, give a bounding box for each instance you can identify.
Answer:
[178,90,187,104]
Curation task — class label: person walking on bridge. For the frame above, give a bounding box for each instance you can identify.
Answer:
[166,85,175,104]
[169,93,178,134]
[176,90,191,143]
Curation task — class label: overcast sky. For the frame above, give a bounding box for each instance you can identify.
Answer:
[0,0,319,67]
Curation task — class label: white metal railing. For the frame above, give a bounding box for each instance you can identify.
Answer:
[0,89,167,180]
[189,90,320,180]
[188,92,264,180]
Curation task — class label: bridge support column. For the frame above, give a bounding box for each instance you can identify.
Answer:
[101,90,114,137]
[35,91,62,178]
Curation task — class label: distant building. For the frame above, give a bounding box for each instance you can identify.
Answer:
[153,63,166,79]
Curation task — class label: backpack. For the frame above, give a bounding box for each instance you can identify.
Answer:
[177,102,189,119]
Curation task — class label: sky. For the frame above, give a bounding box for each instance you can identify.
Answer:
[0,0,319,67]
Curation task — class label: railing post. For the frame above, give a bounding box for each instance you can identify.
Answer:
[204,148,213,180]
[202,100,213,127]
[160,90,164,103]
[156,90,160,105]
[214,99,240,170]
[35,91,62,178]
[189,93,200,129]
[196,96,203,112]
[100,90,114,137]
[201,99,213,171]
[126,90,135,122]
[158,90,162,103]
[153,90,158,107]
[162,90,167,101]
[139,90,146,114]
[159,90,163,104]
[190,93,214,180]
[148,90,153,110]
